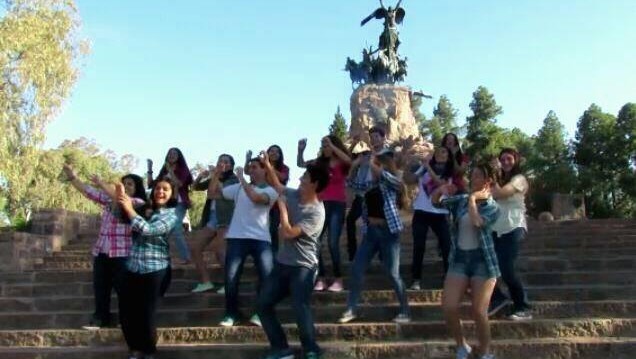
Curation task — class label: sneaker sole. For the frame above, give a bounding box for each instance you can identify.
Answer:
[487,300,510,317]
[337,316,357,324]
[81,326,100,331]
[509,315,533,321]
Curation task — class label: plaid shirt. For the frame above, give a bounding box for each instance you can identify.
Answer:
[84,186,142,258]
[347,169,404,234]
[126,208,178,274]
[441,194,501,278]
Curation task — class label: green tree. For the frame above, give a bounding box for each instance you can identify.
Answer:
[526,111,576,213]
[0,0,86,220]
[328,106,348,142]
[419,95,460,145]
[573,104,631,217]
[465,86,503,159]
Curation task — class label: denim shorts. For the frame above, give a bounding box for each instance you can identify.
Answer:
[205,210,219,230]
[447,248,493,279]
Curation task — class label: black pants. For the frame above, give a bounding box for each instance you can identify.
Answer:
[269,206,281,254]
[119,268,170,355]
[491,228,531,311]
[411,210,451,280]
[92,254,127,326]
[345,195,363,261]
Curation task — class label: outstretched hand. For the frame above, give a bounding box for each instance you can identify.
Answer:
[116,183,133,213]
[298,138,307,152]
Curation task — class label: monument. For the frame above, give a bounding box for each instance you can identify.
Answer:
[345,0,432,164]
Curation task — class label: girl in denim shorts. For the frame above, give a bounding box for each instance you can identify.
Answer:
[432,162,500,359]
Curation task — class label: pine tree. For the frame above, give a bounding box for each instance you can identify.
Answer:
[329,106,348,142]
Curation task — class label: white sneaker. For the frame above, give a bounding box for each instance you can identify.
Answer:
[337,309,357,324]
[219,315,237,327]
[392,313,411,323]
[508,310,533,321]
[408,281,421,291]
[191,282,215,293]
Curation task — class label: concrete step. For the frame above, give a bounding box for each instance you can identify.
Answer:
[2,285,635,312]
[0,301,634,330]
[1,337,635,359]
[1,318,635,347]
[36,256,636,274]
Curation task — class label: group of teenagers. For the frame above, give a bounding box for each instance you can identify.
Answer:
[64,127,532,359]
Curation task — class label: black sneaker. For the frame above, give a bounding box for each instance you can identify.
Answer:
[487,298,510,317]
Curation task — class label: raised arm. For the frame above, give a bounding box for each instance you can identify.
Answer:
[236,167,271,205]
[297,138,308,168]
[261,151,286,194]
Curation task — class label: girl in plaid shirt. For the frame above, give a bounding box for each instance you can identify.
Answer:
[117,178,180,359]
[62,165,147,330]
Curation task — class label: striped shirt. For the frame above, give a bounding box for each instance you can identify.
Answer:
[84,186,142,258]
[347,169,404,234]
[126,207,178,274]
[441,194,501,278]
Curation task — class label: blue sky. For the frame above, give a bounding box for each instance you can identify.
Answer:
[45,0,636,184]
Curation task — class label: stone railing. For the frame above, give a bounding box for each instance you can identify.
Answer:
[0,209,99,272]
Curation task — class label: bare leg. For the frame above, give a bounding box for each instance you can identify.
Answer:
[191,227,217,284]
[442,274,470,347]
[470,277,497,356]
[211,228,227,268]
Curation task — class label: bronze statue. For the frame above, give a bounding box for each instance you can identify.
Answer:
[361,0,405,57]
[345,1,408,86]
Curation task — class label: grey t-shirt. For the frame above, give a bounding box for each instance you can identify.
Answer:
[276,188,325,269]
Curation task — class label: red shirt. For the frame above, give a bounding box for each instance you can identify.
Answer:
[319,162,349,203]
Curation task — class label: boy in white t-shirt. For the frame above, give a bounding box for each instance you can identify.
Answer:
[219,158,279,327]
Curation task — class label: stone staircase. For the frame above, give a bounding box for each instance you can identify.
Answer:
[0,219,635,358]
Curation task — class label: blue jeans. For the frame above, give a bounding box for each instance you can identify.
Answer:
[224,238,274,318]
[491,228,531,311]
[318,201,346,278]
[411,210,451,279]
[347,224,409,315]
[257,263,320,354]
[346,195,364,261]
[171,203,191,261]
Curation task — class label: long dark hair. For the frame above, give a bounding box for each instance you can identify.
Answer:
[156,147,193,187]
[267,145,285,171]
[121,174,147,202]
[218,154,236,183]
[498,148,522,186]
[441,133,465,166]
[429,147,455,179]
[317,135,350,167]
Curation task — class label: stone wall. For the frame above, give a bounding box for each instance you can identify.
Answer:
[0,209,99,272]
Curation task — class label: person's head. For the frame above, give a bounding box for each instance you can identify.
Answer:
[498,148,521,175]
[441,133,460,149]
[430,147,455,178]
[149,178,178,209]
[369,126,386,150]
[469,162,496,193]
[373,149,398,174]
[433,146,450,163]
[267,145,285,170]
[299,163,330,196]
[164,147,189,170]
[121,174,147,201]
[216,154,235,173]
[247,158,267,182]
[319,135,348,160]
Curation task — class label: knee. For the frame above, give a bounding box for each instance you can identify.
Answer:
[442,300,460,316]
[471,305,488,321]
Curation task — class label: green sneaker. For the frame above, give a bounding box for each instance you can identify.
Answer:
[304,351,321,359]
[250,313,262,327]
[216,285,225,294]
[219,315,237,327]
[191,282,215,293]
